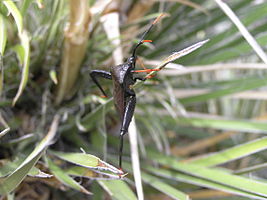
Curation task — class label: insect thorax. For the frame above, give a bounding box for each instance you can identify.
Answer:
[111,63,133,84]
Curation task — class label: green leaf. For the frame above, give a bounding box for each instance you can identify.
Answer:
[49,69,58,84]
[12,31,31,106]
[0,156,26,177]
[176,115,267,133]
[27,166,52,178]
[141,172,189,200]
[110,159,189,199]
[0,53,3,97]
[98,180,137,200]
[189,137,267,167]
[50,151,123,175]
[0,115,59,195]
[145,166,267,200]
[3,0,23,35]
[51,151,98,166]
[12,44,24,64]
[66,166,121,180]
[80,98,113,130]
[234,163,267,175]
[0,13,6,55]
[46,157,91,195]
[180,75,267,105]
[21,0,34,16]
[148,151,267,198]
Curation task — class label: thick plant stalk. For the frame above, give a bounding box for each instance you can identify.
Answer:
[55,0,91,104]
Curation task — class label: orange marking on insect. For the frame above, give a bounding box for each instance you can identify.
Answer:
[146,74,156,79]
[100,95,108,98]
[142,40,152,43]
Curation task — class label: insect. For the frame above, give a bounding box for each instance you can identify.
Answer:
[90,13,209,171]
[90,14,164,170]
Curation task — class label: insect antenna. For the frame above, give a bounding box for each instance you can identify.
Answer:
[132,13,164,57]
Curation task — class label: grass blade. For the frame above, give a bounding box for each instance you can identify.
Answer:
[176,114,267,133]
[12,31,30,106]
[98,180,137,200]
[114,160,189,199]
[148,151,267,198]
[0,115,59,195]
[3,0,23,35]
[215,0,267,63]
[141,172,189,200]
[21,0,34,16]
[66,166,122,180]
[145,166,267,200]
[0,14,7,55]
[46,157,91,195]
[189,136,267,167]
[51,151,123,175]
[180,76,267,105]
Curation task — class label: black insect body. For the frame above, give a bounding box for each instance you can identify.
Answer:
[90,15,163,170]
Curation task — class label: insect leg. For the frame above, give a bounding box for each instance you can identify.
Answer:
[132,68,161,73]
[90,70,112,97]
[134,77,146,82]
[119,94,136,168]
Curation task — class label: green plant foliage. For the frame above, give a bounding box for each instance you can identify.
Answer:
[98,180,137,200]
[46,157,91,195]
[0,116,59,195]
[0,14,7,55]
[2,0,267,199]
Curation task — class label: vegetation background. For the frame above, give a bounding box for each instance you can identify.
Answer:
[1,0,267,199]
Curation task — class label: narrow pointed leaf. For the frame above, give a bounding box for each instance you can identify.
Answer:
[116,161,189,199]
[47,157,91,195]
[0,115,59,195]
[148,151,267,198]
[98,180,137,200]
[189,137,267,167]
[3,0,22,35]
[0,14,7,55]
[146,39,209,80]
[66,166,121,180]
[21,0,34,16]
[180,75,267,105]
[141,172,189,200]
[12,31,30,106]
[145,166,267,200]
[51,151,123,175]
[176,115,267,133]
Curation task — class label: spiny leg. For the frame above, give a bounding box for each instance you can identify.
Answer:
[133,68,161,73]
[134,77,146,82]
[119,94,136,169]
[90,70,112,97]
[134,58,158,81]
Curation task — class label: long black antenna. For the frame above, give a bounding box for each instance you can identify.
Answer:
[132,14,164,57]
